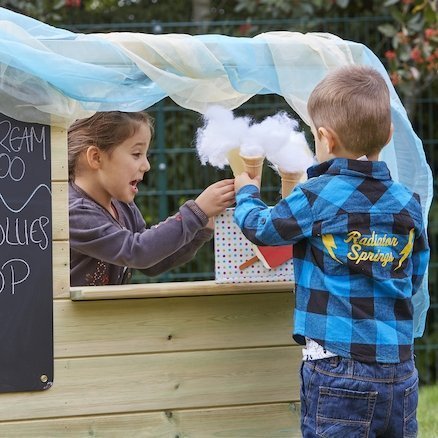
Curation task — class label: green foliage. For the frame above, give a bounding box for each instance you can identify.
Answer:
[234,0,384,20]
[0,0,195,25]
[418,384,438,436]
[380,0,437,100]
[0,0,65,21]
[232,0,437,102]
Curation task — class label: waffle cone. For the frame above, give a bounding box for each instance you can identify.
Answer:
[239,153,264,180]
[226,147,245,177]
[279,169,304,198]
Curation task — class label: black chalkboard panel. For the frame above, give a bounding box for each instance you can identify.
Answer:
[0,113,53,392]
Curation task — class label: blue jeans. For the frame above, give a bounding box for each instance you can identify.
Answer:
[300,356,418,437]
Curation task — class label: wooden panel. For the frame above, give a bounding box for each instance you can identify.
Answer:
[71,279,295,300]
[53,240,70,298]
[0,403,301,437]
[51,126,68,182]
[54,293,295,358]
[52,181,69,241]
[0,346,301,421]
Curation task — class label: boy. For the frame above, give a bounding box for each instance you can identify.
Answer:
[234,65,429,437]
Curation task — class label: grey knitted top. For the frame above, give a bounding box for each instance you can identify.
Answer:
[69,182,213,286]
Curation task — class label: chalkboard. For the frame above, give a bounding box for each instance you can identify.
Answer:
[0,113,53,392]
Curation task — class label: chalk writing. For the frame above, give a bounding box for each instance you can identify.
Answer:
[0,259,30,295]
[0,153,25,181]
[0,120,47,160]
[0,184,51,213]
[0,216,50,250]
[0,112,53,392]
[0,115,50,295]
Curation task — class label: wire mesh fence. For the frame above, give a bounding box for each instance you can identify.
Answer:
[65,17,438,384]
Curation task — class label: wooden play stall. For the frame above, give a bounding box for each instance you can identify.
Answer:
[0,122,300,436]
[0,10,431,436]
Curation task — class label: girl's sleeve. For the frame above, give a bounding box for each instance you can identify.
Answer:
[70,199,210,270]
[234,184,315,246]
[139,228,213,277]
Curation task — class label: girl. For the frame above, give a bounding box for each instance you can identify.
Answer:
[68,111,235,286]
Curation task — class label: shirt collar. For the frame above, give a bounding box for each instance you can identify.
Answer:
[307,158,391,181]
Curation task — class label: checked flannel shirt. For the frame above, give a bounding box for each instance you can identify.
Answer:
[234,158,430,363]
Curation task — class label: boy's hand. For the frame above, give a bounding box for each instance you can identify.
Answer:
[195,179,235,218]
[234,172,260,192]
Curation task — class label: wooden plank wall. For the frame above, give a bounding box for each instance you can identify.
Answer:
[51,125,70,298]
[0,127,302,437]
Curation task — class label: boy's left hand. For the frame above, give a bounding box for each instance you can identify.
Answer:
[234,172,260,192]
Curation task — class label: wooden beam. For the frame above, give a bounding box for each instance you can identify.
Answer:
[71,280,295,300]
[53,241,70,298]
[52,181,69,241]
[50,125,68,182]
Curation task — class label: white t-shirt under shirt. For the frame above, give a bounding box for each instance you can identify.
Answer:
[302,337,338,361]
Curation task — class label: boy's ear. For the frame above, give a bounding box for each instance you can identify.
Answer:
[318,127,338,154]
[385,123,394,146]
[85,146,102,170]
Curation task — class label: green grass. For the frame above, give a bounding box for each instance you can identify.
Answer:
[418,384,438,437]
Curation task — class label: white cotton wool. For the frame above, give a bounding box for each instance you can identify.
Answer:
[240,111,298,157]
[267,130,315,173]
[195,105,252,168]
[194,106,314,172]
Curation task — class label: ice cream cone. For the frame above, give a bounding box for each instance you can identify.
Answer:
[279,169,304,198]
[226,147,245,177]
[239,153,264,180]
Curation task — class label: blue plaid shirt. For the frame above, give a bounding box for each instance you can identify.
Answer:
[234,158,430,363]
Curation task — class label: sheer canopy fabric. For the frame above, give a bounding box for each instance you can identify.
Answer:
[0,8,431,336]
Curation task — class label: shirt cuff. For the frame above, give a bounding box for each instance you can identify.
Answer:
[236,184,260,199]
[185,199,209,226]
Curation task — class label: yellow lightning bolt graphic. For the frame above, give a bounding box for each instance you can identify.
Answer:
[322,234,342,263]
[394,228,415,271]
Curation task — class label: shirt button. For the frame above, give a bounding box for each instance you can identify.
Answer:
[261,218,266,224]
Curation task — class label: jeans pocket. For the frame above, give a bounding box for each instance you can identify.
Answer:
[403,379,418,438]
[316,386,377,438]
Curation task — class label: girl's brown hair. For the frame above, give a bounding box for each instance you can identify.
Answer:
[68,111,154,181]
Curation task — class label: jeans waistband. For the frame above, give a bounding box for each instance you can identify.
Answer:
[306,356,416,383]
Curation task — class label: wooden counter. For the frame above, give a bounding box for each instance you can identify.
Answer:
[71,279,295,300]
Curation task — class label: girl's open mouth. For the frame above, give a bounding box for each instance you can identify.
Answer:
[130,180,139,193]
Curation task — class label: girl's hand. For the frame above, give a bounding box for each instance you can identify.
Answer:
[206,217,214,230]
[195,179,235,218]
[234,172,260,192]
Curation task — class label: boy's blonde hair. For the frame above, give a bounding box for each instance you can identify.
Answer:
[307,65,391,156]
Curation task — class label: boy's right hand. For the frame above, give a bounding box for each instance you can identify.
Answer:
[234,172,260,192]
[195,179,235,218]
